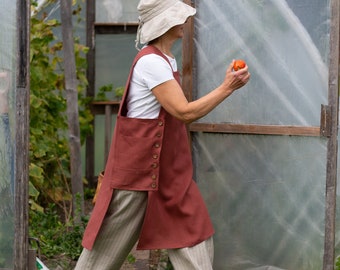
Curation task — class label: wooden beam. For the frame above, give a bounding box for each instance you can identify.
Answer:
[14,0,30,268]
[183,0,195,146]
[91,101,120,114]
[95,23,138,34]
[60,0,85,219]
[182,0,195,102]
[85,0,96,187]
[189,122,321,137]
[323,0,340,268]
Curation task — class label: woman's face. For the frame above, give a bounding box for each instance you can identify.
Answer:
[167,23,186,40]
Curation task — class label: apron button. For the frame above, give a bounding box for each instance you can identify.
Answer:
[151,162,158,168]
[154,143,160,148]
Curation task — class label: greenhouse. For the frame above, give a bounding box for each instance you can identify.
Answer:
[0,0,340,269]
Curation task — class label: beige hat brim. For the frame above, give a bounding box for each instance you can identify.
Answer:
[139,1,196,44]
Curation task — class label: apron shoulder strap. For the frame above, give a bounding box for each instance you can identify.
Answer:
[118,45,176,116]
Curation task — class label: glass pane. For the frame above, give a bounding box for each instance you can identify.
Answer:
[194,0,330,126]
[193,133,327,269]
[95,34,183,100]
[0,0,16,268]
[96,0,139,23]
[95,34,137,99]
[94,34,136,174]
[93,115,116,174]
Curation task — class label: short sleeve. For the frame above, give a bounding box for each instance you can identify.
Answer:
[134,54,175,90]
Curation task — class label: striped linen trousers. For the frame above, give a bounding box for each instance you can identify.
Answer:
[75,189,214,270]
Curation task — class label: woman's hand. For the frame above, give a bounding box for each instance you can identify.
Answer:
[221,60,251,94]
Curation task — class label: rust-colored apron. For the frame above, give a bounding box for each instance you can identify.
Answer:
[82,46,214,250]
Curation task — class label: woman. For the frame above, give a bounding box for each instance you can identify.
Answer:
[75,0,250,269]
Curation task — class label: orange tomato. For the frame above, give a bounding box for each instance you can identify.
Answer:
[233,59,246,71]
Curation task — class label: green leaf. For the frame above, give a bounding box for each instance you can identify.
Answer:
[29,163,44,181]
[29,181,40,199]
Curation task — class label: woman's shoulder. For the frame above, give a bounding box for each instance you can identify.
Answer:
[135,55,172,74]
[138,52,169,65]
[136,51,177,73]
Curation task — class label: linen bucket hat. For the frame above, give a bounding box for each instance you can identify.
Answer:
[136,0,196,48]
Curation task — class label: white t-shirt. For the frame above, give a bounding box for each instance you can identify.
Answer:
[126,53,178,119]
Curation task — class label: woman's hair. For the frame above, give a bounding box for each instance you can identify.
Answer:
[148,38,159,45]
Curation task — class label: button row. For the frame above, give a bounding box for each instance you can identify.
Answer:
[150,121,162,189]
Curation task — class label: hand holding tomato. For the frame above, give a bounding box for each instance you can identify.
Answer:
[233,59,246,71]
[221,59,250,94]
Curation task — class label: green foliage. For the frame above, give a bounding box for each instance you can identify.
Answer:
[336,256,340,270]
[29,1,93,218]
[126,254,136,264]
[29,204,88,267]
[29,1,93,266]
[95,84,124,101]
[95,84,113,101]
[115,86,124,98]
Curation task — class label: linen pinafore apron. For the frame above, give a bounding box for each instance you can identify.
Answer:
[82,45,214,250]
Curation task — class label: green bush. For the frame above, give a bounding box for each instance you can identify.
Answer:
[29,204,88,266]
[29,0,92,217]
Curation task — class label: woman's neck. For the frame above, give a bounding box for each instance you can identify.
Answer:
[151,39,174,58]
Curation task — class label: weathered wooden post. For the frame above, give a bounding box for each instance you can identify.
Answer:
[323,0,340,269]
[14,0,30,268]
[60,0,85,221]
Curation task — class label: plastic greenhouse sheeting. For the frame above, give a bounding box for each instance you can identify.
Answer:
[0,0,16,268]
[192,0,331,269]
[95,0,139,23]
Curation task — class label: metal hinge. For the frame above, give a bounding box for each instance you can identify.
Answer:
[320,104,332,137]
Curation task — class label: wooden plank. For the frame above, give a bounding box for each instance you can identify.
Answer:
[14,0,30,268]
[86,1,95,99]
[85,0,96,187]
[104,105,113,164]
[323,0,340,268]
[182,0,195,102]
[91,101,120,114]
[183,0,195,146]
[320,104,332,137]
[95,22,138,27]
[92,101,121,105]
[95,23,138,34]
[60,0,84,219]
[189,122,321,137]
